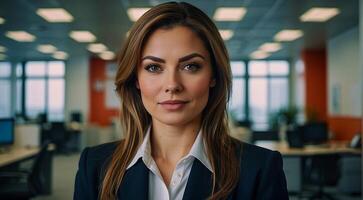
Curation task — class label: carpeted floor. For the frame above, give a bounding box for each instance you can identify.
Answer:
[33,153,80,200]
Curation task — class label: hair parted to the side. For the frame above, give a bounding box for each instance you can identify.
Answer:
[99,2,241,200]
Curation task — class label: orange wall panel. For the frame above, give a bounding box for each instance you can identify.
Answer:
[328,116,362,140]
[302,49,327,122]
[89,57,119,126]
[301,49,362,141]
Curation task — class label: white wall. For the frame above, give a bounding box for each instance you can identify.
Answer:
[327,26,362,117]
[291,58,305,123]
[65,56,89,122]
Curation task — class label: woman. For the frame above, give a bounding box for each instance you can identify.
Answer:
[74,2,288,200]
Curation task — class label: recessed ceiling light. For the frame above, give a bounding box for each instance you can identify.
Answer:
[6,31,36,42]
[250,50,270,59]
[99,51,115,60]
[213,7,247,21]
[36,8,74,22]
[127,8,150,21]
[69,31,96,42]
[0,17,5,24]
[53,51,68,60]
[274,29,303,42]
[0,45,7,52]
[259,42,281,52]
[0,53,6,60]
[219,30,234,40]
[300,7,339,22]
[88,43,107,53]
[37,44,57,53]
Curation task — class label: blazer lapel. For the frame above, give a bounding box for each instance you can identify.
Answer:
[117,159,149,200]
[183,159,213,200]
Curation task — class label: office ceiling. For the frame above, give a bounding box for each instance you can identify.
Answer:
[0,0,359,61]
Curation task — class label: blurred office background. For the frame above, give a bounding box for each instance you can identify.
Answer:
[0,0,362,199]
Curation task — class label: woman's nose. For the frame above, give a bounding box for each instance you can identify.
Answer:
[165,84,182,93]
[164,70,183,94]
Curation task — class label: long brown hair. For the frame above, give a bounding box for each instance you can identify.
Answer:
[100,2,240,199]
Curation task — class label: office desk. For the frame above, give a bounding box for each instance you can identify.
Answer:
[0,145,54,194]
[255,141,361,193]
[0,147,40,167]
[255,141,361,156]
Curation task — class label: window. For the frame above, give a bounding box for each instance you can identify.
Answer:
[0,62,12,118]
[229,60,290,130]
[47,61,65,120]
[249,77,268,129]
[25,61,65,121]
[26,79,46,118]
[248,60,289,130]
[16,63,23,114]
[294,59,305,123]
[228,61,246,121]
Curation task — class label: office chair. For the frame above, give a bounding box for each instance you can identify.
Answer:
[251,130,279,143]
[49,122,70,154]
[298,122,340,200]
[0,142,53,199]
[303,154,341,200]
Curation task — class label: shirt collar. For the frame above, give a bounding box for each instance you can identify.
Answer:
[126,126,213,173]
[127,126,152,170]
[188,129,213,172]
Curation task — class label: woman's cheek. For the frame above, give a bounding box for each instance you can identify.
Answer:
[139,78,161,97]
[189,77,212,95]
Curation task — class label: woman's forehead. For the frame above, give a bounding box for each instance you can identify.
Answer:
[141,26,210,59]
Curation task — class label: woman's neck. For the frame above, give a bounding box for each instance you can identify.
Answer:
[150,118,201,164]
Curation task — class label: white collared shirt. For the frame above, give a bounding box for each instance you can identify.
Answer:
[127,127,213,200]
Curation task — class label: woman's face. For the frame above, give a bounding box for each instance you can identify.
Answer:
[137,26,215,127]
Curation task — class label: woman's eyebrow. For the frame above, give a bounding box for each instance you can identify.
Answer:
[178,53,205,62]
[141,56,165,63]
[141,53,205,63]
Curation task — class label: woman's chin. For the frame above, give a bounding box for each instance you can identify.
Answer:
[154,115,198,127]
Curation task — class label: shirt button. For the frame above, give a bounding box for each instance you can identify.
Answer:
[177,173,182,178]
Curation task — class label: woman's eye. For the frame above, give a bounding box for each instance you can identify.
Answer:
[183,63,200,72]
[145,64,161,73]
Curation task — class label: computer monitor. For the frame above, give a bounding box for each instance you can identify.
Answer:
[0,118,15,147]
[70,112,82,123]
[286,127,304,148]
[302,122,328,145]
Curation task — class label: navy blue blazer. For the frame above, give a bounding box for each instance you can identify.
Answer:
[74,141,289,200]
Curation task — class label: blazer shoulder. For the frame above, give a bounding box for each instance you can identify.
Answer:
[85,141,120,160]
[235,140,285,185]
[232,141,288,199]
[236,141,282,165]
[74,141,121,200]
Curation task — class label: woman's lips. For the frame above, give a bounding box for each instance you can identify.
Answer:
[158,100,189,111]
